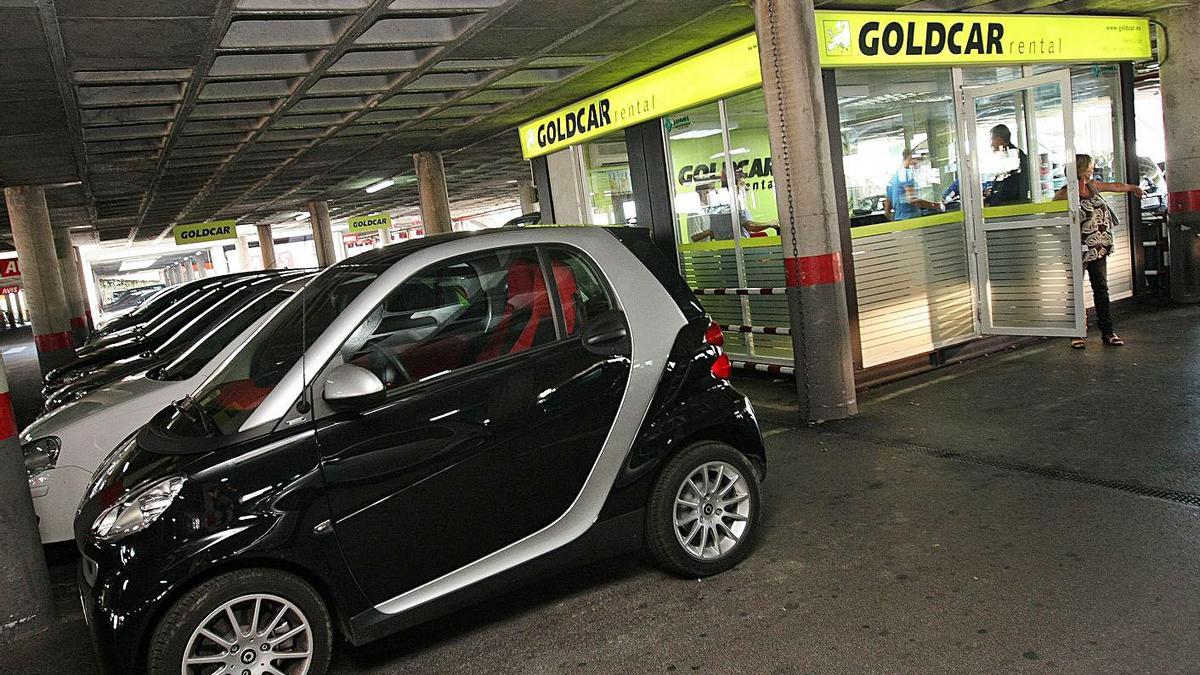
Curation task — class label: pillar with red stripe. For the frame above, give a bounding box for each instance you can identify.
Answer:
[3,185,77,375]
[54,230,89,346]
[1160,2,1200,303]
[752,0,857,421]
[0,353,57,642]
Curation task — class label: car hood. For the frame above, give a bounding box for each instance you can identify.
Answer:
[20,373,182,460]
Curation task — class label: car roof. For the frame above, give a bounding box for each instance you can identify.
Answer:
[341,226,647,269]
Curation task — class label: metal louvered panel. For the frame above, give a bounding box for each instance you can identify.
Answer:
[852,221,977,368]
[983,224,1079,331]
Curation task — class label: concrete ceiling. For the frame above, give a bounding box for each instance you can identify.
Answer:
[0,0,1189,245]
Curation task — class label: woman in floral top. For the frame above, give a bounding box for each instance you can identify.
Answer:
[1055,154,1144,348]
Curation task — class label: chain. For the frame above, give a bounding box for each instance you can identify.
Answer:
[764,0,800,262]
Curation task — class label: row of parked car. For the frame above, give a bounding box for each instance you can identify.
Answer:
[21,226,766,675]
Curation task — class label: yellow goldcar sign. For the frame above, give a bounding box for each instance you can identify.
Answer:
[818,11,1150,67]
[173,220,237,246]
[518,12,1151,159]
[519,33,762,159]
[347,213,393,232]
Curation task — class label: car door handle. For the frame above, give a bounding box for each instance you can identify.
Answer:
[584,327,628,346]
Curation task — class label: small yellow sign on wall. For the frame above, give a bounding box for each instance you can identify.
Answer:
[173,220,237,246]
[347,213,393,232]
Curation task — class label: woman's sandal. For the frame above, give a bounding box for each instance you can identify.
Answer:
[1071,337,1087,349]
[1103,334,1125,346]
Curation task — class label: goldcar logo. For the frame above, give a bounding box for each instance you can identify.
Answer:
[824,20,851,56]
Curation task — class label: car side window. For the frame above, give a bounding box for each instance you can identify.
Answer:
[544,247,614,337]
[336,246,558,390]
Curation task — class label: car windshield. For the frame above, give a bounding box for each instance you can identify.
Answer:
[165,265,382,438]
[125,283,189,320]
[155,288,295,381]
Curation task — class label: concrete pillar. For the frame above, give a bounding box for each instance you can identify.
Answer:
[73,247,94,331]
[752,0,857,421]
[235,235,253,272]
[209,245,230,276]
[14,290,26,324]
[518,178,537,214]
[3,294,16,329]
[0,354,56,644]
[414,151,453,234]
[53,231,88,346]
[307,200,337,267]
[1160,3,1200,302]
[4,186,76,374]
[256,224,277,270]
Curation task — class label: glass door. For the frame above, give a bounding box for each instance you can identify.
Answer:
[962,70,1084,337]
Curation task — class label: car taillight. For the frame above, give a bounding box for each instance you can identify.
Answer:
[711,353,733,380]
[704,321,725,347]
[704,321,731,380]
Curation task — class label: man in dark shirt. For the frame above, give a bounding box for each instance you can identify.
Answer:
[984,124,1030,206]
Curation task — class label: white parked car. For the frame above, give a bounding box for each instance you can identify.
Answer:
[21,277,309,543]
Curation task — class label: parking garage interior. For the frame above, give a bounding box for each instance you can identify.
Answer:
[4,0,1200,673]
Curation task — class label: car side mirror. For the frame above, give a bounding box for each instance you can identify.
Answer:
[322,363,385,411]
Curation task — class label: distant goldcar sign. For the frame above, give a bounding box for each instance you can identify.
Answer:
[173,220,237,246]
[347,213,393,232]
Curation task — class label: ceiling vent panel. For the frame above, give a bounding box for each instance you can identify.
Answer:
[209,52,323,78]
[307,74,397,95]
[192,100,280,119]
[221,18,354,49]
[289,96,370,113]
[198,79,296,101]
[328,49,431,74]
[355,15,482,46]
[80,105,178,126]
[76,83,186,107]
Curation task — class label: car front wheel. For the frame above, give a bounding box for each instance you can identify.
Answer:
[146,568,332,675]
[646,441,761,577]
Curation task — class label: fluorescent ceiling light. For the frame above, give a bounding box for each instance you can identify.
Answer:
[365,179,395,194]
[293,212,310,221]
[709,147,751,159]
[118,258,157,272]
[670,128,722,141]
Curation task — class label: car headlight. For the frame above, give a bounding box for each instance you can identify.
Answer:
[23,437,61,475]
[91,476,184,541]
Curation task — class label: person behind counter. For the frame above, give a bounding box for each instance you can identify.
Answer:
[984,124,1030,206]
[884,149,943,221]
[690,171,779,242]
[1053,153,1144,349]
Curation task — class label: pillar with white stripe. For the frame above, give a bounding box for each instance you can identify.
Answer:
[0,353,57,643]
[752,0,857,420]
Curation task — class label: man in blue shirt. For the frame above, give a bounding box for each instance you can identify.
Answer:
[885,149,943,221]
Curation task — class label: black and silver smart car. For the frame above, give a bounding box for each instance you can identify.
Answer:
[76,227,766,675]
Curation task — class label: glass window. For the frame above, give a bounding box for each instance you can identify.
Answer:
[665,101,738,243]
[336,247,557,390]
[544,247,613,336]
[182,266,381,436]
[157,288,293,381]
[580,133,636,225]
[837,69,960,226]
[722,90,780,236]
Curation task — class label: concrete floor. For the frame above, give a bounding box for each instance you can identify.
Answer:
[3,303,1200,674]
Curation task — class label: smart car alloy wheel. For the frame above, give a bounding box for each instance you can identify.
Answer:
[182,593,312,675]
[673,460,752,561]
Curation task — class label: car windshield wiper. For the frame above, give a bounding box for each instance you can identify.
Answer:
[173,396,218,436]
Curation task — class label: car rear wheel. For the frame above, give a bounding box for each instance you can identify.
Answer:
[146,568,332,675]
[646,441,761,577]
